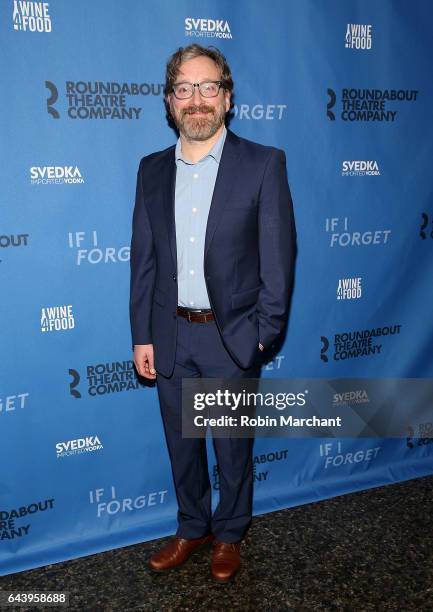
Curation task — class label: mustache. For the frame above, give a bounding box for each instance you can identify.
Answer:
[182,104,215,116]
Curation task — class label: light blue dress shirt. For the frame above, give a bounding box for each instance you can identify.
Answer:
[175,126,227,309]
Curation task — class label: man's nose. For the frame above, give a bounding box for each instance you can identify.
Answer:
[191,85,203,103]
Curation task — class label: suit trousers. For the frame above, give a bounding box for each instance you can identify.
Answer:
[156,313,262,543]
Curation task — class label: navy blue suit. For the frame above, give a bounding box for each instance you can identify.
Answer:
[130,128,296,542]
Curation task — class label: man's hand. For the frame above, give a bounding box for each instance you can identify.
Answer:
[134,344,156,379]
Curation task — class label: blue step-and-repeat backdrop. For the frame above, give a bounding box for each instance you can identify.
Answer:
[1,0,432,575]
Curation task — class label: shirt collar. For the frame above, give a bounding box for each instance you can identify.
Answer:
[175,125,227,165]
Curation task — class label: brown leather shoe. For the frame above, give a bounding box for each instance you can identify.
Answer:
[148,535,214,572]
[211,540,241,583]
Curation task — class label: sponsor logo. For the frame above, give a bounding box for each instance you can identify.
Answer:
[68,231,130,265]
[89,486,168,517]
[68,360,144,398]
[333,389,370,407]
[233,104,287,120]
[319,441,381,469]
[337,277,362,300]
[327,88,418,122]
[69,369,81,399]
[345,23,372,50]
[0,393,29,414]
[185,17,232,39]
[30,166,84,185]
[13,0,52,32]
[56,435,103,458]
[406,423,433,448]
[45,80,59,118]
[321,324,402,362]
[420,213,433,240]
[320,337,329,363]
[45,80,163,120]
[41,305,75,333]
[213,449,288,490]
[342,161,380,177]
[327,88,336,120]
[325,217,391,247]
[0,499,55,540]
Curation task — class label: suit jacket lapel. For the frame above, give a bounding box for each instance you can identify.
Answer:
[162,148,177,270]
[204,129,241,257]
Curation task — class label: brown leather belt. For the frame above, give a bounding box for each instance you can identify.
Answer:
[177,306,215,322]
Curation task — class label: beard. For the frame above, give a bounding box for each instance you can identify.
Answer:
[171,99,226,141]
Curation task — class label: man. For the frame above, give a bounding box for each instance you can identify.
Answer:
[130,44,296,583]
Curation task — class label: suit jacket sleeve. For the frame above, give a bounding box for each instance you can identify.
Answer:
[256,149,296,349]
[129,158,156,346]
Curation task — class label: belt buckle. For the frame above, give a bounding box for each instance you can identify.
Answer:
[187,310,192,322]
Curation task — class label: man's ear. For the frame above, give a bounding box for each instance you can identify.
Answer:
[224,91,231,113]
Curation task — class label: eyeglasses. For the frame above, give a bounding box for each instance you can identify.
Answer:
[172,80,224,100]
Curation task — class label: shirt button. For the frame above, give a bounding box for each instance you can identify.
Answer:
[189,301,195,306]
[189,236,195,242]
[192,207,197,213]
[193,173,199,179]
[189,269,195,275]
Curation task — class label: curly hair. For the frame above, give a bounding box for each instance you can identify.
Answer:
[164,44,234,105]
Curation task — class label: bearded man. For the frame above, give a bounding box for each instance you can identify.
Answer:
[130,43,296,583]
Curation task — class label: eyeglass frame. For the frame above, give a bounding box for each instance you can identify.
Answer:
[171,80,225,100]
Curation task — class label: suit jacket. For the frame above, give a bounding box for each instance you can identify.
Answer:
[130,128,296,377]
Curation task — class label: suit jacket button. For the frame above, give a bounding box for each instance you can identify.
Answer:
[172,274,177,281]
